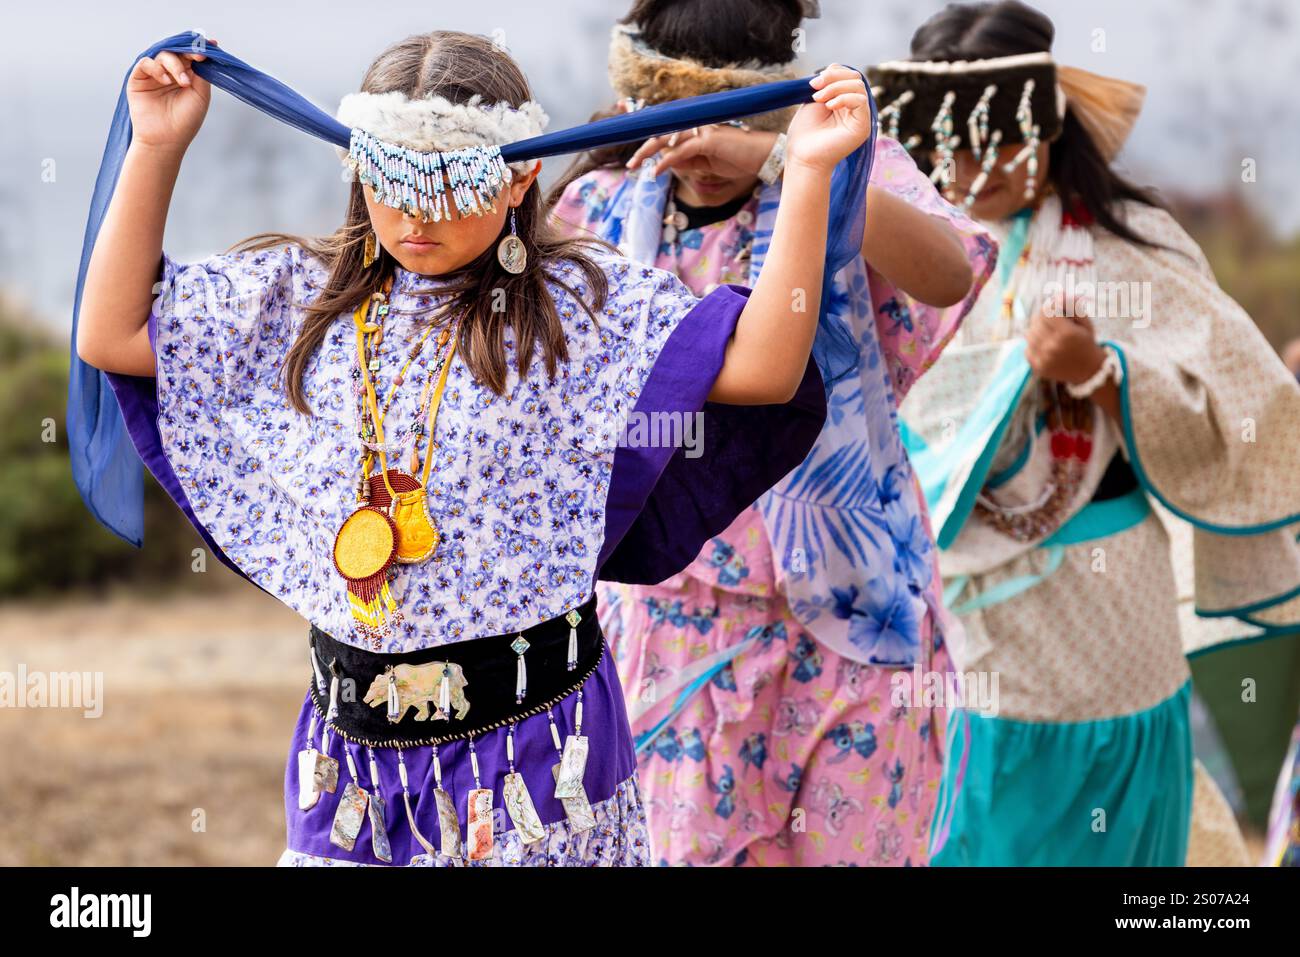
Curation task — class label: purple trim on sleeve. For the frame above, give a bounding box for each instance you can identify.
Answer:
[598,284,826,584]
[101,317,255,586]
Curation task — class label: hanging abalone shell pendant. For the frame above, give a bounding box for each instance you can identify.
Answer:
[368,790,392,863]
[329,781,370,852]
[434,787,461,858]
[552,762,597,834]
[466,788,495,861]
[496,233,527,274]
[554,734,590,799]
[503,772,546,845]
[297,748,322,810]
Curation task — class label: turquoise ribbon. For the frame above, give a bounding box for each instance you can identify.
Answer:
[996,208,1034,289]
[946,546,1065,616]
[907,341,1034,549]
[632,641,754,755]
[1042,486,1151,548]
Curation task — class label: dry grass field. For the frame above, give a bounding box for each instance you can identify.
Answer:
[0,578,1271,866]
[0,580,306,866]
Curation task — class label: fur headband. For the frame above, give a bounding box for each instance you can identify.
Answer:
[607,23,800,133]
[336,91,548,151]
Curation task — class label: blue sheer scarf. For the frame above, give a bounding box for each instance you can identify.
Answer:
[69,31,873,546]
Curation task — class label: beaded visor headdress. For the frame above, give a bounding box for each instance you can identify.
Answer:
[336,90,549,221]
[869,52,1064,208]
[868,52,1145,209]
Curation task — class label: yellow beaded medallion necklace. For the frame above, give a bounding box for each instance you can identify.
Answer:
[332,276,459,647]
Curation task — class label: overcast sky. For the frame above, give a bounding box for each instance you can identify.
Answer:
[3,0,1298,331]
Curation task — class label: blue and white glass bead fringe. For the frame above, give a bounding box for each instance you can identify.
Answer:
[346,128,511,221]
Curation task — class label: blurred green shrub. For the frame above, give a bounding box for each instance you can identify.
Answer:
[0,307,208,597]
[1171,192,1300,351]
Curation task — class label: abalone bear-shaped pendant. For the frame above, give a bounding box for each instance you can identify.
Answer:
[365,662,470,722]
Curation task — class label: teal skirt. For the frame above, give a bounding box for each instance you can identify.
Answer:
[931,681,1194,866]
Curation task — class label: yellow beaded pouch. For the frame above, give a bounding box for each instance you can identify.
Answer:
[368,469,438,564]
[390,485,440,563]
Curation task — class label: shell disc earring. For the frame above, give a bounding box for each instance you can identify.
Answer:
[497,208,526,274]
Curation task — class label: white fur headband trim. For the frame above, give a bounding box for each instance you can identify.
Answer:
[336,91,548,171]
[872,52,1054,76]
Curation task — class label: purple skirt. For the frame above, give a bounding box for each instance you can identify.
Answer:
[279,640,650,866]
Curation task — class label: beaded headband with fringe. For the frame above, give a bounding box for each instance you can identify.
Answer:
[868,52,1144,210]
[868,53,1064,208]
[336,91,549,221]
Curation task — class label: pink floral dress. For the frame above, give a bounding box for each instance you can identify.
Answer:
[551,137,996,865]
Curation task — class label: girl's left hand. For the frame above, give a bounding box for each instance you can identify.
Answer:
[625,124,778,179]
[1024,297,1107,385]
[787,64,873,174]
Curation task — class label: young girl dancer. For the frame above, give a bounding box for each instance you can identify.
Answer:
[550,0,994,866]
[881,1,1300,865]
[74,30,875,865]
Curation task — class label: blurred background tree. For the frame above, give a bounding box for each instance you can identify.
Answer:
[0,299,217,598]
[1172,192,1300,352]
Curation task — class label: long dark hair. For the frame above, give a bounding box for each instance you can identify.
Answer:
[239,32,610,412]
[546,0,804,205]
[911,0,1165,247]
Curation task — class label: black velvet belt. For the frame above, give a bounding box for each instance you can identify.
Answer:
[307,595,601,749]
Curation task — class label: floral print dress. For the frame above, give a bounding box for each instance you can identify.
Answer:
[551,137,995,865]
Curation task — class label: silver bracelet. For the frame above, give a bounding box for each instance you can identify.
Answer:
[758,132,787,185]
[1066,345,1123,399]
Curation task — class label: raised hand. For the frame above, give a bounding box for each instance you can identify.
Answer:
[1025,293,1106,386]
[127,49,212,153]
[787,63,873,174]
[79,43,217,377]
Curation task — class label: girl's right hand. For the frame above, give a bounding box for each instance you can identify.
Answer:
[127,50,211,153]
